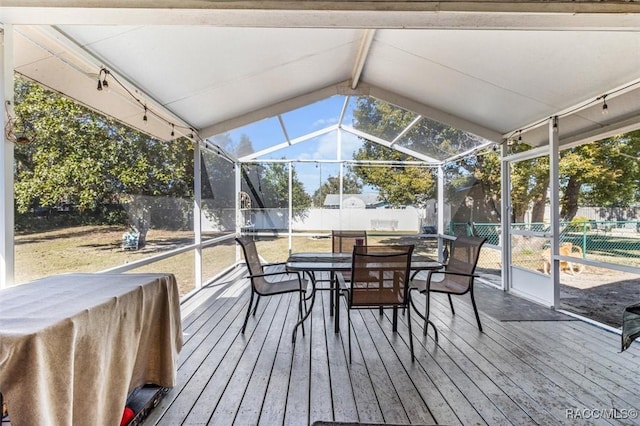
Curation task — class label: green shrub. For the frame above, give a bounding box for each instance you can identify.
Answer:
[568,216,591,232]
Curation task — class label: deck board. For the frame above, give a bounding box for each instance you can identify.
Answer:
[143,268,640,426]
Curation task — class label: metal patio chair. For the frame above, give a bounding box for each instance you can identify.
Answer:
[411,236,487,339]
[338,244,416,362]
[236,236,314,343]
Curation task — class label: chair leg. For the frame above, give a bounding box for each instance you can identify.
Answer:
[422,292,439,341]
[392,307,398,332]
[348,305,352,363]
[292,287,317,343]
[407,300,415,362]
[242,290,255,334]
[470,287,483,332]
[299,293,306,337]
[423,292,430,336]
[252,295,261,316]
[447,294,455,315]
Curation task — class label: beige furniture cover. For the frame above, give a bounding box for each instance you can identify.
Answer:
[0,273,183,426]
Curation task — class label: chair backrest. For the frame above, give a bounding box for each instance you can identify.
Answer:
[446,236,487,276]
[235,236,264,277]
[332,230,367,253]
[349,244,414,307]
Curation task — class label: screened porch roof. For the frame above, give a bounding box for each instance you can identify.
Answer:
[3,2,640,162]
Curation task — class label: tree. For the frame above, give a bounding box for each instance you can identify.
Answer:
[12,77,194,243]
[352,97,494,209]
[261,162,311,212]
[312,173,362,207]
[560,133,640,219]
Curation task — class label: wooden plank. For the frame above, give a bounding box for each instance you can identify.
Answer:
[148,286,250,425]
[181,293,284,424]
[142,274,640,426]
[426,294,622,425]
[362,309,437,425]
[414,293,583,424]
[349,307,409,424]
[284,304,312,425]
[256,295,298,426]
[209,293,291,424]
[320,291,359,423]
[309,290,335,424]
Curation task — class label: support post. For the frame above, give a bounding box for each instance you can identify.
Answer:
[549,116,560,308]
[193,141,202,289]
[437,164,444,262]
[500,141,510,292]
[288,161,293,254]
[1,26,15,289]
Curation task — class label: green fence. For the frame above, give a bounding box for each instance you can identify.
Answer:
[449,221,640,269]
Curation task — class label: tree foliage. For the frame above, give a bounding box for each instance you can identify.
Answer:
[350,98,442,207]
[12,77,194,240]
[312,173,362,207]
[349,96,640,224]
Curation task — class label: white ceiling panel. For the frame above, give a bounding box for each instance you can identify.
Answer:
[4,4,640,156]
[57,26,361,130]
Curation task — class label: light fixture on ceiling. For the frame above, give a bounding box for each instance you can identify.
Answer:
[143,106,148,124]
[552,116,558,133]
[602,95,609,115]
[171,124,175,137]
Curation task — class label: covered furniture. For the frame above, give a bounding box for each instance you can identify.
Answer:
[0,273,183,426]
[412,236,487,339]
[236,236,314,343]
[338,244,416,362]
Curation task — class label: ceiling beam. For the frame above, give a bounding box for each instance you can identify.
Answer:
[351,29,375,90]
[2,4,640,29]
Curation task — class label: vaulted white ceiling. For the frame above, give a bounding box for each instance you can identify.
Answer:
[3,2,640,161]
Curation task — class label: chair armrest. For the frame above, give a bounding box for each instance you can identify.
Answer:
[246,270,301,280]
[336,271,348,292]
[427,270,478,280]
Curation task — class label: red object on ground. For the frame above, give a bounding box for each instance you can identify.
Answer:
[120,406,135,426]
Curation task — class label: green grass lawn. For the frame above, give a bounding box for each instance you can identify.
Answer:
[14,226,444,295]
[15,225,195,284]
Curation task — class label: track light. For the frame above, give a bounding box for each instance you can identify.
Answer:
[96,68,110,91]
[602,95,609,115]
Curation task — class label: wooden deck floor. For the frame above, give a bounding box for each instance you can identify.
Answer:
[144,266,640,426]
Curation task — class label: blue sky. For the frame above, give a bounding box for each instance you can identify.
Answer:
[225,95,369,195]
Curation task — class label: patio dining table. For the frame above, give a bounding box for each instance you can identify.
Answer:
[286,252,441,333]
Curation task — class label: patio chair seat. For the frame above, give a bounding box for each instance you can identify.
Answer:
[412,274,469,295]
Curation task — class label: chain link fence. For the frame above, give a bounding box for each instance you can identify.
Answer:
[449,220,640,273]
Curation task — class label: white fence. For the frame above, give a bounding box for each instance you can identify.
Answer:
[223,207,424,232]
